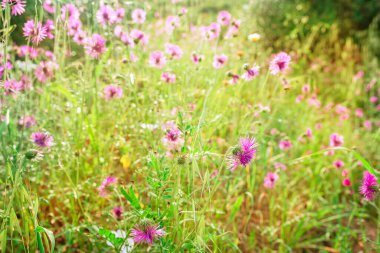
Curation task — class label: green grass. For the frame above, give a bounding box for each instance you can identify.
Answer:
[1,0,379,252]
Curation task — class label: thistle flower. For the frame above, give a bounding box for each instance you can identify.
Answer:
[229,137,257,171]
[213,54,228,69]
[132,8,146,24]
[241,64,260,81]
[103,85,123,100]
[217,10,231,26]
[131,219,166,244]
[85,34,106,59]
[2,0,26,16]
[264,172,279,189]
[149,51,166,68]
[31,131,54,148]
[359,171,378,201]
[269,52,291,75]
[23,20,47,45]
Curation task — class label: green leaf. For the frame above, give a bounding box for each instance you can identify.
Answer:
[120,186,141,210]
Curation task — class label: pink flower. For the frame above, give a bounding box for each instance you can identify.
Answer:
[130,29,148,45]
[225,19,241,38]
[370,96,378,103]
[3,79,22,96]
[217,10,231,26]
[213,54,228,69]
[355,108,363,118]
[113,207,122,219]
[302,84,311,93]
[161,72,176,83]
[85,34,106,59]
[131,220,165,245]
[67,18,82,36]
[165,43,183,59]
[31,131,54,148]
[191,53,203,65]
[342,178,351,187]
[228,73,240,85]
[35,61,57,83]
[98,176,117,197]
[333,160,344,169]
[73,30,87,45]
[360,171,378,201]
[329,133,344,147]
[19,115,36,128]
[274,162,287,170]
[103,85,123,100]
[364,120,372,130]
[132,9,146,24]
[44,19,55,39]
[165,15,180,34]
[115,8,125,23]
[269,52,291,75]
[96,4,116,26]
[23,20,47,45]
[60,4,79,21]
[264,172,279,189]
[342,169,349,177]
[162,122,183,151]
[279,140,292,150]
[353,70,364,81]
[149,51,166,68]
[241,64,260,81]
[229,137,257,171]
[202,22,221,40]
[43,0,55,14]
[2,0,25,15]
[306,128,313,138]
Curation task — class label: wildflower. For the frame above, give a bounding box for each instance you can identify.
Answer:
[342,169,349,177]
[85,34,106,59]
[120,33,135,47]
[44,19,55,39]
[211,169,219,179]
[359,171,378,201]
[113,207,122,219]
[213,54,228,69]
[23,20,47,45]
[31,131,54,148]
[67,18,82,36]
[2,0,25,16]
[165,15,180,34]
[364,120,372,130]
[241,64,260,81]
[355,108,363,118]
[43,0,55,14]
[269,52,291,75]
[306,128,313,139]
[3,79,22,96]
[274,162,287,170]
[149,51,166,68]
[165,43,183,60]
[60,4,79,21]
[103,85,123,100]
[132,9,146,24]
[115,8,125,23]
[202,22,221,40]
[279,140,292,150]
[98,176,117,197]
[342,178,351,187]
[96,4,116,26]
[227,72,240,85]
[217,10,231,26]
[191,53,203,65]
[130,29,148,45]
[162,122,183,151]
[19,115,36,128]
[248,33,261,42]
[264,172,279,189]
[302,84,311,93]
[161,72,176,83]
[370,96,378,103]
[333,160,344,169]
[131,219,166,245]
[329,133,344,147]
[225,19,241,38]
[73,30,87,45]
[35,61,57,83]
[229,137,257,171]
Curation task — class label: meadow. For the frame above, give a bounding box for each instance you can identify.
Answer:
[1,0,380,252]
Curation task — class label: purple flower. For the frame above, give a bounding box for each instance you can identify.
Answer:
[242,64,260,81]
[130,29,148,45]
[19,115,37,128]
[217,10,231,26]
[60,4,79,21]
[96,4,116,26]
[213,54,228,69]
[131,220,165,245]
[43,0,54,14]
[162,122,183,151]
[165,15,180,34]
[31,132,54,148]
[269,52,291,75]
[279,140,292,150]
[23,20,47,45]
[360,171,378,201]
[329,133,344,147]
[132,8,146,24]
[103,85,123,100]
[2,0,26,16]
[149,51,166,68]
[161,72,176,83]
[44,19,55,39]
[98,176,117,197]
[165,43,183,60]
[113,207,122,219]
[85,34,106,59]
[264,172,279,189]
[229,137,257,171]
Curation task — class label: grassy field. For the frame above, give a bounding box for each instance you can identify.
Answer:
[1,0,379,252]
